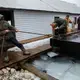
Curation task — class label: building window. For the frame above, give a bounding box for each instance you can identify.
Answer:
[54,16,59,21]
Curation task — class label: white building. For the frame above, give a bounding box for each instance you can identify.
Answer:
[0,0,80,41]
[61,0,80,7]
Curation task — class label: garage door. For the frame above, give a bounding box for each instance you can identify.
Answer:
[14,10,53,41]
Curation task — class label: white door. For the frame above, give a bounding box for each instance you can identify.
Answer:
[14,10,53,41]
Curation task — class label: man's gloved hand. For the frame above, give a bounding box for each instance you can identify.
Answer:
[15,29,19,32]
[55,27,59,30]
[50,23,57,30]
[4,30,10,33]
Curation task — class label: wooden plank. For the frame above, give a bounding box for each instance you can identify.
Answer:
[20,63,58,80]
[9,35,52,48]
[20,35,52,44]
[0,44,51,69]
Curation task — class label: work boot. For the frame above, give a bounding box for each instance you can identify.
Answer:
[4,56,9,63]
[22,49,30,55]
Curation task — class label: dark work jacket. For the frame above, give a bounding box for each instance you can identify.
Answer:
[0,20,15,40]
[0,20,15,50]
[54,18,67,35]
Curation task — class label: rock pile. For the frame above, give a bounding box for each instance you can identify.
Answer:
[0,67,40,80]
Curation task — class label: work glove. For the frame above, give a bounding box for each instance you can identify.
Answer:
[4,30,10,33]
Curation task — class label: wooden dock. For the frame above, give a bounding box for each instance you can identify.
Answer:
[0,43,58,80]
[0,34,58,80]
[20,62,58,80]
[0,44,51,69]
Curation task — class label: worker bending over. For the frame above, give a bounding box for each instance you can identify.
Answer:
[50,17,67,39]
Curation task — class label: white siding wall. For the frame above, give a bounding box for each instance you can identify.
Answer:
[14,10,77,41]
[14,10,53,41]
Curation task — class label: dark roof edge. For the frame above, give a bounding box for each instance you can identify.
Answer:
[0,7,80,15]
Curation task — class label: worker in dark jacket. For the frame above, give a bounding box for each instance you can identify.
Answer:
[50,17,67,38]
[0,14,30,62]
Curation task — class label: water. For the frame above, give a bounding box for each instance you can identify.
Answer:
[30,52,80,80]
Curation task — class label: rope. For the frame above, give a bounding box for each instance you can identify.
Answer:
[0,30,52,41]
[18,31,51,36]
[10,30,80,38]
[8,30,51,36]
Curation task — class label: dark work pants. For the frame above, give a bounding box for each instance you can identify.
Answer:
[6,37,24,50]
[78,24,80,30]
